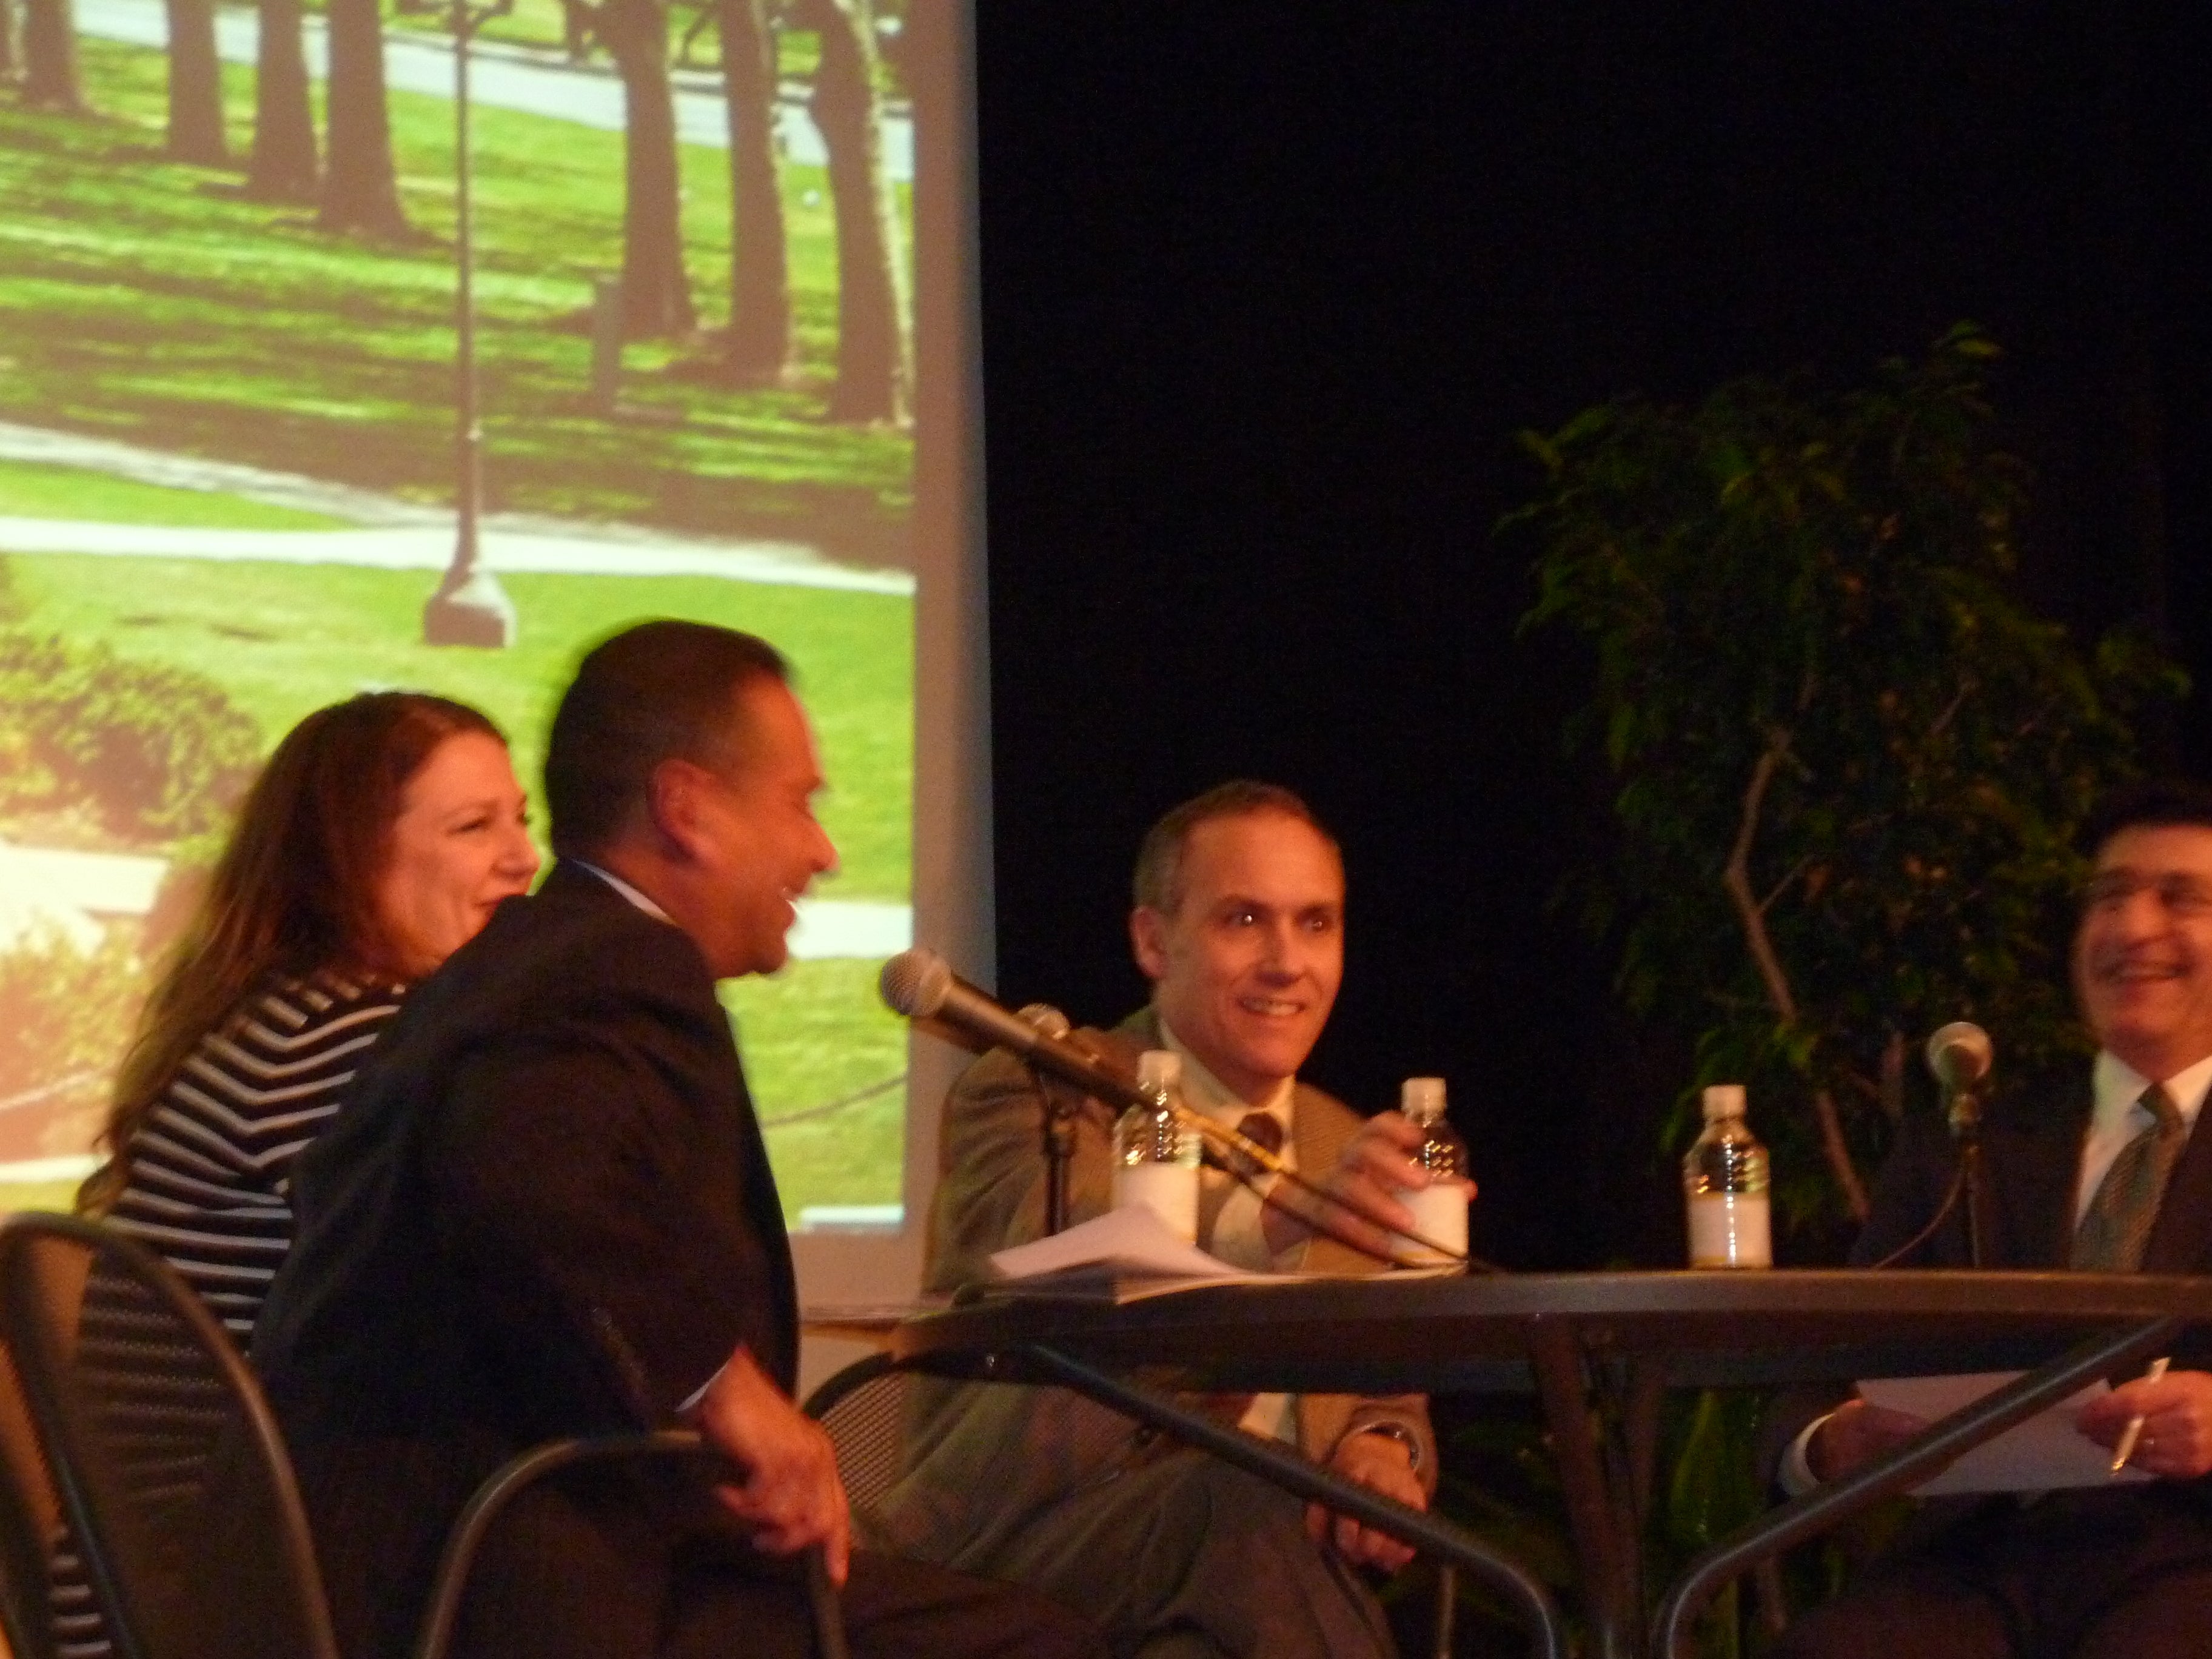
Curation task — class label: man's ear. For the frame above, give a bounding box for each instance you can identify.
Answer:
[1130,905,1170,982]
[645,758,711,861]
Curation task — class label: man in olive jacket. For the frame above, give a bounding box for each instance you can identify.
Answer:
[875,782,1458,1659]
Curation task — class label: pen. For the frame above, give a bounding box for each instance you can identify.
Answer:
[2110,1356,2171,1473]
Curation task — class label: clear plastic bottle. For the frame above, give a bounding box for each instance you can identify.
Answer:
[1683,1084,1771,1268]
[1111,1050,1201,1244]
[1392,1077,1470,1266]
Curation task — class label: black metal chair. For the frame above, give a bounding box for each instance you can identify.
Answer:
[803,1347,1465,1659]
[803,1352,917,1516]
[0,1213,845,1659]
[0,1316,64,1659]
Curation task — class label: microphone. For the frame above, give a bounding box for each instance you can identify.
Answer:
[877,948,1148,1114]
[879,947,1481,1268]
[1925,1022,1994,1093]
[1016,1003,1072,1041]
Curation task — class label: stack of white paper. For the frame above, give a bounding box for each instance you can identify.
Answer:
[1857,1371,2154,1495]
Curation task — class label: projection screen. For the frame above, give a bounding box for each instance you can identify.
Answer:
[0,0,981,1316]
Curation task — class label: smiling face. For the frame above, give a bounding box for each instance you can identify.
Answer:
[1130,810,1344,1102]
[2073,823,2212,1082]
[370,730,539,979]
[683,678,839,979]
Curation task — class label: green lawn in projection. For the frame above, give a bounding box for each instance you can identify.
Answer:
[2,551,913,901]
[0,23,920,1220]
[0,37,913,561]
[0,546,912,1221]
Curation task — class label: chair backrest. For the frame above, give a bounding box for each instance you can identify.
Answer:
[0,1324,64,1659]
[803,1353,914,1516]
[0,1215,341,1659]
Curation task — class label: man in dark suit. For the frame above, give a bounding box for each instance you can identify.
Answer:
[253,622,1101,1659]
[1772,780,2212,1659]
[874,783,1460,1659]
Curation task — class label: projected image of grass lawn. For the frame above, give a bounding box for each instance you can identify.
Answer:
[0,22,919,1225]
[0,39,911,558]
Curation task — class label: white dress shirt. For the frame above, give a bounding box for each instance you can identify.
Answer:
[1156,1017,1301,1443]
[574,860,674,925]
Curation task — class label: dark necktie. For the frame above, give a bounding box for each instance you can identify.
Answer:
[1202,1110,1284,1178]
[2072,1084,2187,1273]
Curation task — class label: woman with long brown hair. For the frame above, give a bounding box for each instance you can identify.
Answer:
[51,691,536,1659]
[77,689,539,1332]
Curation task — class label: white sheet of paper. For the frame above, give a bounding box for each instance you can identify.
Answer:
[1858,1370,2154,1495]
[987,1205,1264,1283]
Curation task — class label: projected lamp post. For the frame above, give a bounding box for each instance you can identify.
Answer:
[423,0,519,648]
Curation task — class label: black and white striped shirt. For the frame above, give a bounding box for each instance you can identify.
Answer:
[106,967,404,1341]
[49,968,403,1659]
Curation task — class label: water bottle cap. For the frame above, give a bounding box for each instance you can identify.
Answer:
[1400,1076,1446,1124]
[1136,1050,1182,1094]
[1701,1084,1747,1121]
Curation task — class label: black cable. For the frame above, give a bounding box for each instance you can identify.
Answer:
[1865,1165,1966,1271]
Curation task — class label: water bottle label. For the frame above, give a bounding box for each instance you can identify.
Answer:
[1113,1162,1200,1245]
[1687,1191,1771,1268]
[1391,1182,1469,1266]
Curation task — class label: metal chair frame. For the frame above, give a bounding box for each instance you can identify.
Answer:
[0,1341,62,1659]
[0,1213,844,1659]
[801,1347,1463,1659]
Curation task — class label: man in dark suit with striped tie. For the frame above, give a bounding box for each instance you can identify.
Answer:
[1772,779,2212,1659]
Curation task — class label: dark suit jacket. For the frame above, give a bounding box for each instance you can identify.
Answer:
[1765,1079,2212,1508]
[253,861,796,1659]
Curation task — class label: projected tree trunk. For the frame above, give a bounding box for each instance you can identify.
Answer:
[164,0,228,164]
[718,0,791,383]
[247,0,320,199]
[803,0,909,424]
[320,0,409,236]
[21,0,89,112]
[597,0,695,337]
[0,0,18,82]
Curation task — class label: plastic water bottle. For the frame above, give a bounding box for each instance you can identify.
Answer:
[1112,1050,1201,1244]
[1683,1084,1771,1268]
[1392,1077,1470,1266]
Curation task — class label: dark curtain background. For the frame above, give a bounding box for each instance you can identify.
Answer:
[972,3,2212,1270]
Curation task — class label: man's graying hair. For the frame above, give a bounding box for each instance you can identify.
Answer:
[546,620,789,859]
[1132,781,1338,916]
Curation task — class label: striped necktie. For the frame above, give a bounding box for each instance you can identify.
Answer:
[2072,1084,2187,1272]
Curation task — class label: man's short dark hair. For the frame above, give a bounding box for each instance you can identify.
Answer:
[2083,778,2212,860]
[546,620,789,858]
[1131,780,1338,916]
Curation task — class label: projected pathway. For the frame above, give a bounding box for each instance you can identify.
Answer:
[72,0,914,178]
[0,422,913,596]
[0,420,915,958]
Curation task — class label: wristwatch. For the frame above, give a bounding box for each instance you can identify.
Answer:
[1349,1419,1422,1475]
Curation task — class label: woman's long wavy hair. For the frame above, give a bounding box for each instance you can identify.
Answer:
[78,692,504,1215]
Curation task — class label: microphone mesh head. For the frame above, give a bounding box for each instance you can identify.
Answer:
[1017,1003,1072,1040]
[878,948,952,1018]
[1925,1021,1994,1084]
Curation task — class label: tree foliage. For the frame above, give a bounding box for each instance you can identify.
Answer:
[1512,328,2185,1236]
[0,631,262,844]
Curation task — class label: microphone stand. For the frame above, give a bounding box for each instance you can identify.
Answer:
[1038,1067,1077,1237]
[1947,1085,1992,1268]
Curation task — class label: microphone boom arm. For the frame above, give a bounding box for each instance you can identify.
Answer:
[879,949,1478,1268]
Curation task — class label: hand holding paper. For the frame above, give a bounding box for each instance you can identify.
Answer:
[1808,1397,1932,1484]
[1857,1373,2153,1496]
